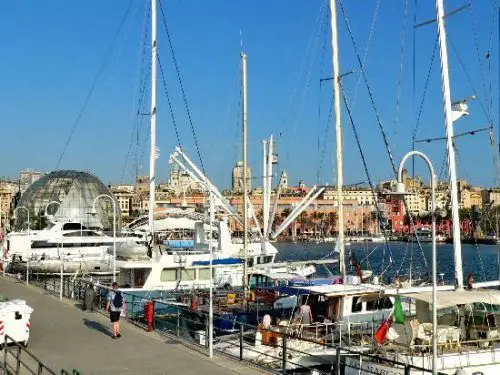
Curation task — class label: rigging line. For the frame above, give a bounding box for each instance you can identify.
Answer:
[415,126,491,143]
[466,0,493,124]
[338,0,429,275]
[394,0,410,152]
[349,0,381,110]
[487,1,500,54]
[56,0,134,169]
[282,0,327,136]
[316,16,330,184]
[317,91,334,184]
[412,35,438,141]
[339,79,395,275]
[158,0,205,173]
[454,147,487,281]
[449,39,493,125]
[288,3,328,141]
[411,0,417,147]
[121,3,151,184]
[437,150,448,181]
[157,52,182,148]
[121,58,151,183]
[338,0,397,176]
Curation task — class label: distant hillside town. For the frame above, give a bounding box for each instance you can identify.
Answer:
[1,163,499,239]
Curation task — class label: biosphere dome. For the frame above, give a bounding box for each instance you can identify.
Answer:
[14,170,121,231]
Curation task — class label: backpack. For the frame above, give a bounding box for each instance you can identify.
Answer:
[112,291,123,308]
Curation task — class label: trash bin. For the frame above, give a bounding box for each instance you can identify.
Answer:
[83,286,96,311]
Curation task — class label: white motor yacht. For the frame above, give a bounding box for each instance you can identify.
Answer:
[3,221,127,274]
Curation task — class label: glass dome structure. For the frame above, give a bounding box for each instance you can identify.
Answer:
[14,170,121,232]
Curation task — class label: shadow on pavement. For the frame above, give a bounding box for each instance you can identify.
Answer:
[83,318,111,337]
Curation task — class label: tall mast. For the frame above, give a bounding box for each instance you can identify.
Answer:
[435,0,463,288]
[329,0,345,276]
[241,52,249,293]
[148,0,158,240]
[262,140,268,237]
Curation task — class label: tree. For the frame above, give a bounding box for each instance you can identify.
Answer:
[325,212,337,235]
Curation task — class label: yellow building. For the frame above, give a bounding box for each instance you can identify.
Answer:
[0,184,12,230]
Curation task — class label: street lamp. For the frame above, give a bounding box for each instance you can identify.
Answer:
[45,201,64,300]
[91,194,117,282]
[13,206,30,285]
[395,151,437,375]
[186,180,214,358]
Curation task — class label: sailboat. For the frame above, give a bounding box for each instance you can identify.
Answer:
[215,0,500,372]
[335,1,500,374]
[110,4,332,293]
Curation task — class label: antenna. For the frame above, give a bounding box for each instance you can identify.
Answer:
[239,29,243,52]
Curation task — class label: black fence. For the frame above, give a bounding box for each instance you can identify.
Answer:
[28,276,437,375]
[2,334,56,375]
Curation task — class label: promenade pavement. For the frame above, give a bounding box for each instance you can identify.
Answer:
[0,276,261,375]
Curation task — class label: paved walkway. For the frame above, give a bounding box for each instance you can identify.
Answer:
[0,277,261,375]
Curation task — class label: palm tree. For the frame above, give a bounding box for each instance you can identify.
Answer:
[325,211,337,235]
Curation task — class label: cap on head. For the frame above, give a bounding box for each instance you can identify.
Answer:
[112,282,118,289]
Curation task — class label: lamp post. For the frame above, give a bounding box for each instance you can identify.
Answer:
[186,180,214,358]
[13,206,30,285]
[45,201,64,299]
[395,151,437,375]
[92,195,117,282]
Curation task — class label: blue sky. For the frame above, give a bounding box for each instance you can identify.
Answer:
[0,1,498,190]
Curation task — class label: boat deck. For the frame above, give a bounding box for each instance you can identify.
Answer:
[0,276,260,375]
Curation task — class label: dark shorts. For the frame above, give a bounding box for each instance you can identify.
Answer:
[110,310,121,323]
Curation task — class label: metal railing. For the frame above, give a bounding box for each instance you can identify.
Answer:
[2,334,56,375]
[25,276,438,375]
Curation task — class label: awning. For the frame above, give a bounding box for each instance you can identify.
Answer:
[383,289,500,310]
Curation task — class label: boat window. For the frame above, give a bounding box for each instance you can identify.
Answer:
[382,297,393,309]
[180,269,196,280]
[133,268,149,287]
[198,268,211,280]
[63,232,83,237]
[63,223,82,231]
[160,269,177,282]
[351,297,363,313]
[264,256,273,263]
[366,300,376,311]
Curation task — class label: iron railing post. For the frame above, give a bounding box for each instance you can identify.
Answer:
[239,325,244,360]
[176,309,180,337]
[335,347,341,375]
[205,316,209,348]
[131,295,135,322]
[282,335,287,374]
[404,364,410,375]
[3,334,7,372]
[16,342,21,374]
[37,362,42,375]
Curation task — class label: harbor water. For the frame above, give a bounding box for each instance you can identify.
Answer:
[276,241,500,284]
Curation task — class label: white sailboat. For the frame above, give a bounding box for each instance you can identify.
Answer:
[339,1,500,374]
[111,5,327,292]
